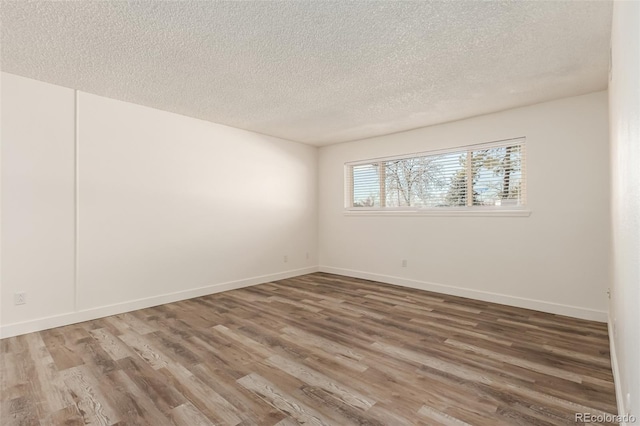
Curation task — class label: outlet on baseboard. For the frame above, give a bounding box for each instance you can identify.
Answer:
[14,292,26,305]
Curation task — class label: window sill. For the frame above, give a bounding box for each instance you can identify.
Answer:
[343,208,532,217]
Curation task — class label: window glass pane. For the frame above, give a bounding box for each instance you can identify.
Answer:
[440,152,468,207]
[384,152,467,208]
[352,163,380,207]
[346,138,525,211]
[472,145,523,206]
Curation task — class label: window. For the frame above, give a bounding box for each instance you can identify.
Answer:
[345,138,527,214]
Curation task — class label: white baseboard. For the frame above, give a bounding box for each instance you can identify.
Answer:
[608,316,627,421]
[319,266,608,322]
[0,266,318,339]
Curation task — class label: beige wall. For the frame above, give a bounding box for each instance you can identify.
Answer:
[319,91,610,321]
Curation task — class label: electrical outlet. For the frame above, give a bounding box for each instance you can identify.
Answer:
[306,252,310,260]
[401,259,407,268]
[284,255,288,263]
[14,292,26,305]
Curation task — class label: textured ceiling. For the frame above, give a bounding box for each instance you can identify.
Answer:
[1,1,612,146]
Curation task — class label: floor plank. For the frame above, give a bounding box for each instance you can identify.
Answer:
[0,273,617,425]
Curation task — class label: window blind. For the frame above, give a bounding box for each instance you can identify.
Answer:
[345,138,526,211]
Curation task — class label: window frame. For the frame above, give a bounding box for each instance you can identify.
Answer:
[344,137,531,217]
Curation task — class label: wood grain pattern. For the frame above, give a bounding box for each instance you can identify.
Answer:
[0,272,617,425]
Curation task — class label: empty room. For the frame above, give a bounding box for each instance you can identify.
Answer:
[1,1,638,425]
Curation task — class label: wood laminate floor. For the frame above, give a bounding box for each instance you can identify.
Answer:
[1,273,617,425]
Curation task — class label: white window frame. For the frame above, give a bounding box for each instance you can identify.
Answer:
[344,137,531,217]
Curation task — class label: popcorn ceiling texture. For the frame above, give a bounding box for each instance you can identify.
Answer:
[1,1,612,146]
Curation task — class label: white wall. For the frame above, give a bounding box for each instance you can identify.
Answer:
[0,73,318,337]
[1,74,76,325]
[0,74,614,338]
[609,0,640,420]
[319,91,610,321]
[77,92,317,310]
